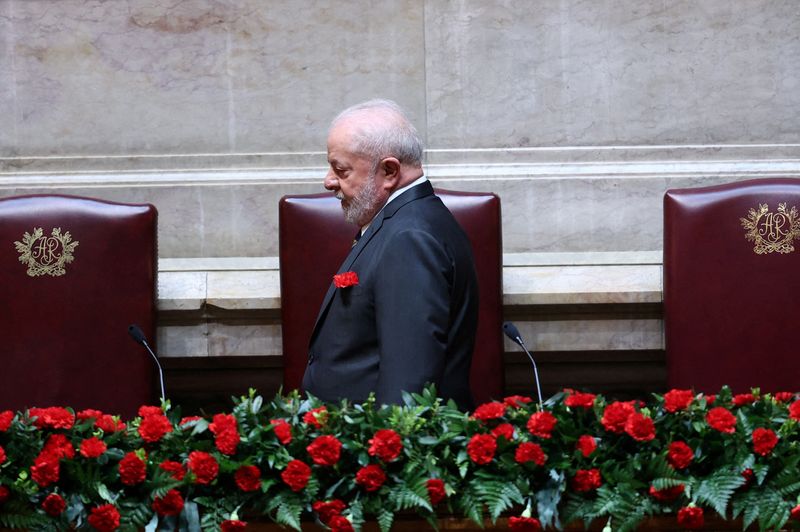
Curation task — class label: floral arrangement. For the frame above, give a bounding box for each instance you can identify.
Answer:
[1,386,800,531]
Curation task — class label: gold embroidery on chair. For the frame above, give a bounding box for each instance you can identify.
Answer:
[14,227,79,277]
[740,203,800,255]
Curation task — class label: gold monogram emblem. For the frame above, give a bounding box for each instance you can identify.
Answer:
[14,227,79,277]
[740,203,800,255]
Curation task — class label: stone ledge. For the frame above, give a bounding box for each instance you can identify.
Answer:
[156,252,663,312]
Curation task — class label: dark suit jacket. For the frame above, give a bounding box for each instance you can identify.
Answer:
[302,181,479,409]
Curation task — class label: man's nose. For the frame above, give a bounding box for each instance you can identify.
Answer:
[323,170,339,191]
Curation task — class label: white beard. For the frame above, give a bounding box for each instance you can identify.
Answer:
[339,173,381,226]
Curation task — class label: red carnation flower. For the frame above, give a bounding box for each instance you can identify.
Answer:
[0,411,14,432]
[625,412,656,442]
[491,423,515,441]
[667,441,694,469]
[31,452,60,487]
[752,427,778,456]
[80,437,107,459]
[29,407,75,430]
[303,406,328,428]
[159,460,187,481]
[663,389,694,413]
[214,429,240,456]
[572,468,602,492]
[138,414,173,443]
[281,459,312,492]
[307,435,343,466]
[152,489,184,516]
[504,395,532,408]
[188,451,218,484]
[333,271,359,288]
[649,484,685,502]
[515,442,546,466]
[427,478,446,505]
[0,446,5,465]
[88,504,120,532]
[235,465,261,492]
[42,493,66,516]
[601,401,635,433]
[706,407,737,433]
[775,392,794,403]
[77,408,104,421]
[526,412,557,439]
[733,393,756,407]
[313,500,347,525]
[0,486,8,503]
[270,419,292,444]
[44,434,75,460]
[368,429,403,462]
[329,515,354,532]
[576,435,597,457]
[355,464,386,492]
[792,504,800,521]
[138,406,163,418]
[221,520,247,532]
[677,506,704,529]
[705,394,716,405]
[473,402,507,421]
[466,434,497,465]
[119,452,146,485]
[789,400,800,421]
[211,413,236,432]
[564,391,596,409]
[209,414,240,455]
[509,516,542,532]
[95,415,125,433]
[741,468,755,487]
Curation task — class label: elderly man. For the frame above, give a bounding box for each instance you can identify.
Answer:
[301,99,479,410]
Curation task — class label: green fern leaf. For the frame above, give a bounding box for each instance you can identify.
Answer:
[389,482,433,512]
[349,498,365,530]
[471,479,521,523]
[276,498,303,531]
[456,487,484,527]
[559,494,595,529]
[591,485,619,518]
[650,477,685,490]
[695,468,745,516]
[757,489,791,531]
[377,508,394,532]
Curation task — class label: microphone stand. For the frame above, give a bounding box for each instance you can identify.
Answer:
[503,322,543,408]
[128,324,166,402]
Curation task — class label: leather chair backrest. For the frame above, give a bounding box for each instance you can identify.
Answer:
[279,189,504,404]
[664,178,800,393]
[0,194,158,417]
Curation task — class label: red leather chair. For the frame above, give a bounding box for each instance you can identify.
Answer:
[279,190,504,404]
[0,194,158,418]
[664,178,800,393]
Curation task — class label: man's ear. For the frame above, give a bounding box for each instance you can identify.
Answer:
[380,157,401,190]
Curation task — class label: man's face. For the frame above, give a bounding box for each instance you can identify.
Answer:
[324,121,387,226]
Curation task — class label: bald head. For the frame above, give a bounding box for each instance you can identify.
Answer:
[330,99,424,169]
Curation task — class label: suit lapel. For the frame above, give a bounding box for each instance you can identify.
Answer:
[309,181,435,342]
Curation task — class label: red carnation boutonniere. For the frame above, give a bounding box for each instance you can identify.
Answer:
[333,271,359,288]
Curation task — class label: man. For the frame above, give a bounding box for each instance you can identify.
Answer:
[301,99,479,410]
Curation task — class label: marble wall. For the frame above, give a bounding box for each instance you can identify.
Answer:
[2,0,798,160]
[2,0,798,366]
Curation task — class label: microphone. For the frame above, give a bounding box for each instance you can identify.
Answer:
[503,321,543,407]
[128,324,166,402]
